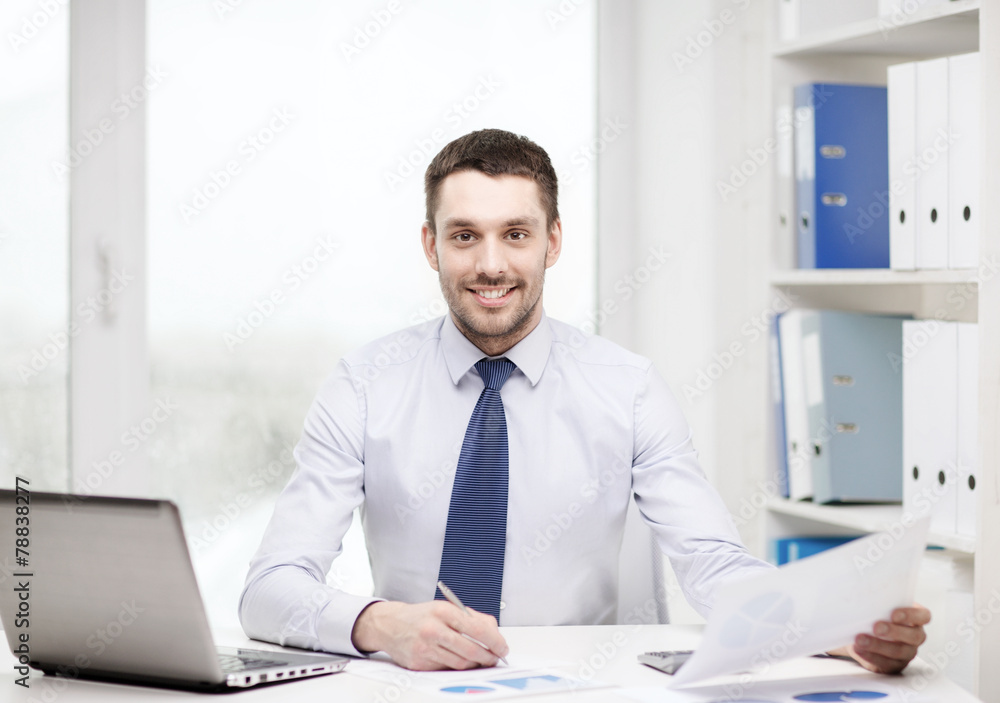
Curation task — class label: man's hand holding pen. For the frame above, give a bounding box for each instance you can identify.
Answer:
[351,600,509,671]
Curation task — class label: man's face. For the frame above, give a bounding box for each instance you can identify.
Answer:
[421,170,561,351]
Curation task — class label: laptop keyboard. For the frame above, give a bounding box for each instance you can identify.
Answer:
[218,653,286,672]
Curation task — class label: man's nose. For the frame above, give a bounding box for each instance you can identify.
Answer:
[475,237,508,277]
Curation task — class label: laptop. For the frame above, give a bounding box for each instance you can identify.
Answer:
[0,489,348,691]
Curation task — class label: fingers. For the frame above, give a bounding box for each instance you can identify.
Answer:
[437,603,509,660]
[395,616,490,671]
[854,632,918,667]
[870,618,927,648]
[847,605,931,675]
[407,621,488,671]
[847,643,911,676]
[892,605,931,628]
[371,601,508,671]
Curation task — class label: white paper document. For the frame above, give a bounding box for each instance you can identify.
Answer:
[348,655,613,699]
[669,517,930,686]
[622,673,923,702]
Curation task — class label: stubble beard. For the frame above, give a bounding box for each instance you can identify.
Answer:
[441,270,545,351]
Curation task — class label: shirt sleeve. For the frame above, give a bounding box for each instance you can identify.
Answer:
[238,360,380,656]
[630,363,774,618]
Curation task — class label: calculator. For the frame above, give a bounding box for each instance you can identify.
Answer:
[637,650,694,675]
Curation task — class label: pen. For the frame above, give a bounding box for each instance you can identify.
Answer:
[436,580,509,666]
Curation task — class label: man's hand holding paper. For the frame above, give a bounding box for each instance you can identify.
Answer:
[834,603,931,674]
[668,517,931,686]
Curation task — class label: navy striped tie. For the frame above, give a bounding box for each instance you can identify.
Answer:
[436,358,516,622]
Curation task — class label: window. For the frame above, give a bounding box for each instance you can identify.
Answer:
[0,1,69,492]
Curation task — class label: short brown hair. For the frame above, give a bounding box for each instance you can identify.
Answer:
[424,129,559,234]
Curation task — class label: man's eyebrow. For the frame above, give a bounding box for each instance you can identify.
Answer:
[503,216,540,227]
[441,216,541,229]
[442,217,477,229]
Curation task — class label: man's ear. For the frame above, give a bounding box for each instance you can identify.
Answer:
[421,221,440,272]
[545,218,563,269]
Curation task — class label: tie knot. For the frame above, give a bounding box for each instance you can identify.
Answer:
[475,358,516,391]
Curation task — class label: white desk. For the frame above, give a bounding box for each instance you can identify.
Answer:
[0,624,982,701]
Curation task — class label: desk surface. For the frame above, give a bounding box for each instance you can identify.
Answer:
[0,624,982,701]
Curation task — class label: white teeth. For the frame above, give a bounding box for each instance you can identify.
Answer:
[478,288,510,299]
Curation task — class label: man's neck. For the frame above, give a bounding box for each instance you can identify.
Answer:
[451,309,542,358]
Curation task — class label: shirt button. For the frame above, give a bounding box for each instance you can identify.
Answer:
[499,601,506,610]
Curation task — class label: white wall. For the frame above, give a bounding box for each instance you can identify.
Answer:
[599,0,773,584]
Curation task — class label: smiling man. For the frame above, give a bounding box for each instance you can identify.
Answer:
[423,167,559,357]
[239,129,929,674]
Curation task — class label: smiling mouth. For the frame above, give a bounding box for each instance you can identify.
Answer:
[469,287,515,306]
[475,288,511,299]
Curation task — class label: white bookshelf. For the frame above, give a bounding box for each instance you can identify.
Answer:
[766,498,976,554]
[770,269,980,322]
[774,1,979,57]
[770,268,979,286]
[763,1,999,697]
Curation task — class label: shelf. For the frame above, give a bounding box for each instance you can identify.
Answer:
[767,269,979,321]
[770,268,979,286]
[774,0,979,58]
[767,498,976,553]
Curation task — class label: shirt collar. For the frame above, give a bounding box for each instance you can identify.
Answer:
[440,311,552,387]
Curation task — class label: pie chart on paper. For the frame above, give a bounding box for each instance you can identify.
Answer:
[718,591,796,648]
[793,692,888,701]
[492,675,564,690]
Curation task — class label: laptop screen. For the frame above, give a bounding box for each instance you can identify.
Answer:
[0,491,225,684]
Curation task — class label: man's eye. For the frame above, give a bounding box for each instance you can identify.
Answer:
[455,233,474,242]
[509,232,527,241]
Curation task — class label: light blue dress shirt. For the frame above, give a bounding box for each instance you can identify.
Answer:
[239,313,771,656]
